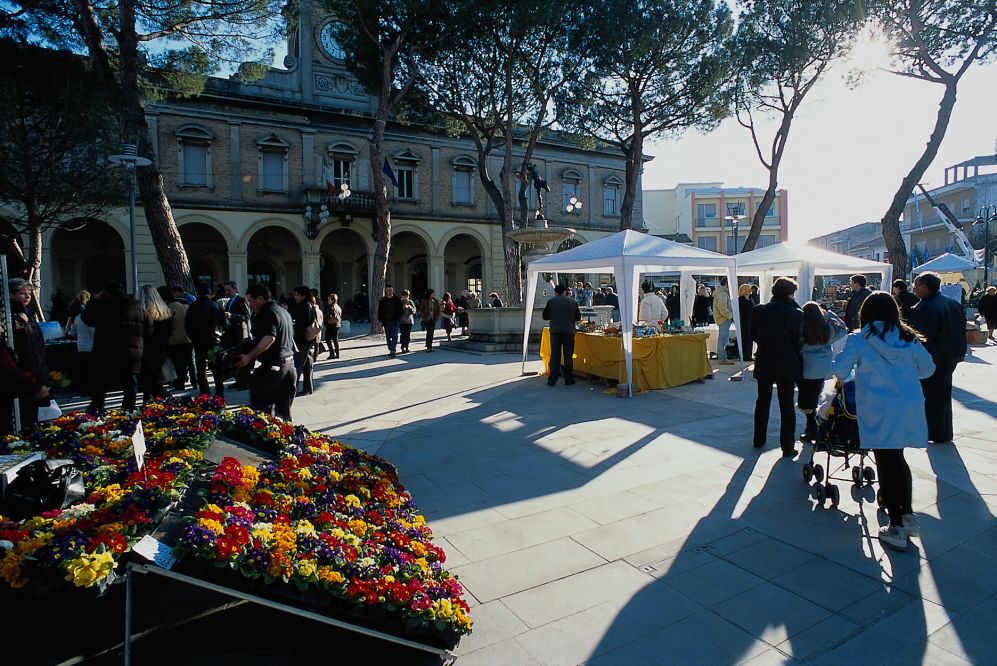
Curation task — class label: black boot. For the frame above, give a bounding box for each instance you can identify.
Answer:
[800,412,818,442]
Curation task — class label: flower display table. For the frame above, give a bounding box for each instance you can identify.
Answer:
[540,328,711,390]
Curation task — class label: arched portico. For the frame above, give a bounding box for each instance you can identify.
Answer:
[246,226,302,299]
[442,232,487,298]
[178,221,230,294]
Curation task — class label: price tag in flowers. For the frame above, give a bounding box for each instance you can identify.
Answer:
[132,421,146,470]
[133,535,177,569]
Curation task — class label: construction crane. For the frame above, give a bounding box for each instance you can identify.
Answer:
[913,184,977,261]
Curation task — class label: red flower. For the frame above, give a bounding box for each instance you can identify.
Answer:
[216,537,241,559]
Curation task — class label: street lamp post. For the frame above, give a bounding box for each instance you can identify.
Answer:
[724,203,746,254]
[976,204,997,286]
[108,144,151,294]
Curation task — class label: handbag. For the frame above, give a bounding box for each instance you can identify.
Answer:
[1,458,85,520]
[37,399,62,421]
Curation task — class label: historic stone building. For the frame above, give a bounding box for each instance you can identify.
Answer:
[28,0,638,312]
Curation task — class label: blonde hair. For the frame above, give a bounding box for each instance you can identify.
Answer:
[139,284,172,321]
[738,284,753,298]
[697,285,708,298]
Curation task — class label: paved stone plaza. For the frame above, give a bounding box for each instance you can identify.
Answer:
[273,331,997,665]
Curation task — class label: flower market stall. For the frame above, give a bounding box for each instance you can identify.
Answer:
[0,398,471,661]
[522,230,742,395]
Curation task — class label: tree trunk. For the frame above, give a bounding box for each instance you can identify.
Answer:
[620,135,642,231]
[742,174,778,253]
[117,0,194,292]
[26,215,45,321]
[881,81,958,278]
[367,46,396,335]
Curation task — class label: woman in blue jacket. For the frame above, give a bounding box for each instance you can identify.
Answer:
[798,302,848,441]
[832,293,935,552]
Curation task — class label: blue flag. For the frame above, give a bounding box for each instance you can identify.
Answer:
[382,158,399,188]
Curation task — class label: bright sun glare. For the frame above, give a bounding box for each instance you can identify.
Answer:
[845,27,895,73]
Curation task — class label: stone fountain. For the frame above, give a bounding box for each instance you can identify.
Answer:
[440,164,577,353]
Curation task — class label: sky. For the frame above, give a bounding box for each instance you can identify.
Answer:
[641,39,997,243]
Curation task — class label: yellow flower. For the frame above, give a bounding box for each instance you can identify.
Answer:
[343,494,361,508]
[251,523,273,542]
[433,599,454,619]
[413,515,426,527]
[348,519,367,537]
[1,552,28,588]
[317,566,345,584]
[296,559,317,578]
[455,608,472,632]
[415,557,430,571]
[14,535,52,556]
[64,551,115,588]
[197,518,224,534]
[294,520,316,536]
[410,541,427,557]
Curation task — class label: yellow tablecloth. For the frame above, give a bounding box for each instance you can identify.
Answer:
[540,329,711,390]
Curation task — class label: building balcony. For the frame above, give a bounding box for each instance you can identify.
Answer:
[696,217,721,228]
[305,187,377,213]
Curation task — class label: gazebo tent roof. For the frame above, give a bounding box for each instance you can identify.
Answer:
[912,252,977,274]
[527,229,734,274]
[734,241,892,276]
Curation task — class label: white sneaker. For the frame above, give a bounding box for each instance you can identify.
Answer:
[902,513,920,538]
[879,525,908,552]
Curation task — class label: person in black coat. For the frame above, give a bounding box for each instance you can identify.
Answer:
[844,274,871,330]
[377,285,404,356]
[692,286,711,326]
[0,342,50,436]
[185,284,227,397]
[8,278,48,429]
[665,288,680,322]
[737,283,754,361]
[979,285,997,343]
[891,279,919,322]
[137,285,175,404]
[751,277,804,456]
[83,281,153,412]
[290,286,319,396]
[909,272,967,443]
[221,281,253,389]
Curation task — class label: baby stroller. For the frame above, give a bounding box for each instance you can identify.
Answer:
[802,380,877,507]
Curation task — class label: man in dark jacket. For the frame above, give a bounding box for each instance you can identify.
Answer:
[222,281,253,389]
[910,272,967,443]
[542,284,581,386]
[844,274,871,330]
[235,284,297,421]
[891,279,919,321]
[751,277,804,456]
[979,285,997,343]
[0,342,49,436]
[82,281,153,411]
[185,283,228,398]
[377,285,404,357]
[604,287,621,321]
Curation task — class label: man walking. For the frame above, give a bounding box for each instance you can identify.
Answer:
[234,284,297,421]
[542,284,581,386]
[420,289,442,352]
[844,274,871,330]
[892,279,919,321]
[377,285,403,357]
[185,283,227,398]
[222,281,253,389]
[909,272,966,444]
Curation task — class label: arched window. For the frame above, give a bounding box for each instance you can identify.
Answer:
[175,125,214,188]
[257,134,290,192]
[452,155,476,206]
[561,168,584,215]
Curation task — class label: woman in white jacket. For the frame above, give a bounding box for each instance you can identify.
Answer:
[832,293,935,552]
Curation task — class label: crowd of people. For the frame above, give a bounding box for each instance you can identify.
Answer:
[375,287,491,355]
[749,271,969,552]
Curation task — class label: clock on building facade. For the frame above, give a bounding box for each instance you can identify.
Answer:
[319,22,346,61]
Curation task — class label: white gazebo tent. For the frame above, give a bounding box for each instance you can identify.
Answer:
[522,230,742,396]
[734,241,893,304]
[912,252,978,283]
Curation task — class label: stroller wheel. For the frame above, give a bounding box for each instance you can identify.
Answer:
[827,483,840,506]
[814,483,826,505]
[813,464,825,483]
[863,466,876,483]
[852,466,863,487]
[802,463,814,484]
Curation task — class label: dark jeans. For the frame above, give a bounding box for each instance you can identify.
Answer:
[90,372,139,412]
[295,346,314,395]
[921,362,956,442]
[326,325,340,356]
[400,323,412,350]
[874,449,913,526]
[797,378,823,411]
[384,322,399,353]
[168,343,196,388]
[193,345,225,397]
[754,380,796,451]
[249,360,296,422]
[548,332,575,384]
[425,321,437,349]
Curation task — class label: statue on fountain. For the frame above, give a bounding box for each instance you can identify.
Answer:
[526,163,551,224]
